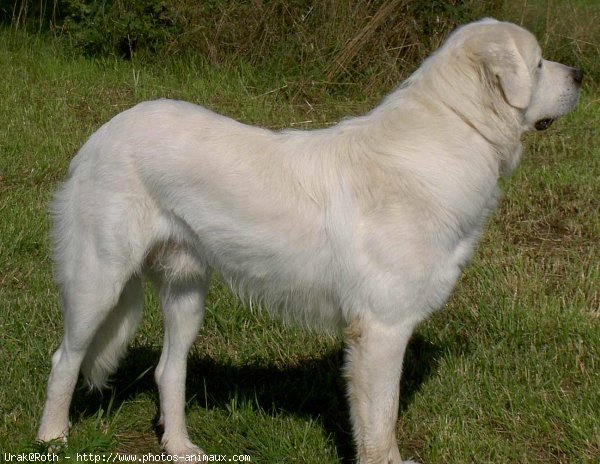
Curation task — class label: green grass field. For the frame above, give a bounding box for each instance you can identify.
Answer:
[1,4,598,463]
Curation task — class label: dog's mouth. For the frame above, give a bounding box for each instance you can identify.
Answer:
[535,118,555,131]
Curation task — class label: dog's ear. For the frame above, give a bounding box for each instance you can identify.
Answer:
[483,38,532,109]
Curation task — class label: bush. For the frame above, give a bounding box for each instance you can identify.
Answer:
[2,1,500,81]
[3,1,597,88]
[61,0,179,58]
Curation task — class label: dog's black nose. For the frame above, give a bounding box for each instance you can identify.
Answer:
[572,68,584,85]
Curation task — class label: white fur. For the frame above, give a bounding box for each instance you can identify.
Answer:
[38,19,581,463]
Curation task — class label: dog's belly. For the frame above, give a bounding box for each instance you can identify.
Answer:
[150,178,348,328]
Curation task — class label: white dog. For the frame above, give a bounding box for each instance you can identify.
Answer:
[38,18,582,463]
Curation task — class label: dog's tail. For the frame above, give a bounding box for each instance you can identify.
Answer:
[80,276,144,390]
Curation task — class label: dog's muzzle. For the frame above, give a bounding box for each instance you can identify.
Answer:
[571,68,584,86]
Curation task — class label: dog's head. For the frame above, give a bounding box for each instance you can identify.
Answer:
[451,18,582,131]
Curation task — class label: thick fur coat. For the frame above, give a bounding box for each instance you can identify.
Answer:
[38,19,582,463]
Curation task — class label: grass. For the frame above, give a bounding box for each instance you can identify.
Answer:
[1,4,599,463]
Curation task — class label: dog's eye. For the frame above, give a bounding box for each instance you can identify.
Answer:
[537,60,543,69]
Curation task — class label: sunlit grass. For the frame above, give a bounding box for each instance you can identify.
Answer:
[0,15,598,463]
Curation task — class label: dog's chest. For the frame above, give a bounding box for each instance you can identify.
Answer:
[427,184,500,304]
[359,182,499,323]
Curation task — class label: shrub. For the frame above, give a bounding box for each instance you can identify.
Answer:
[3,1,597,87]
[2,1,499,79]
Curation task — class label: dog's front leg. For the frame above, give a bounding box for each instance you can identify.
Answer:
[344,316,418,464]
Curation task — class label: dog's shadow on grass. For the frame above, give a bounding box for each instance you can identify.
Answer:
[70,333,449,462]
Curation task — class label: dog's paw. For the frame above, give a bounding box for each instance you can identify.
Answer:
[35,436,68,455]
[163,437,205,458]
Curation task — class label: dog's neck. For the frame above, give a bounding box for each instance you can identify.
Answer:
[401,69,525,178]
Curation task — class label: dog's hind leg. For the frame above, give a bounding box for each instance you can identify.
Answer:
[149,244,210,456]
[38,174,150,444]
[344,316,418,464]
[37,259,142,443]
